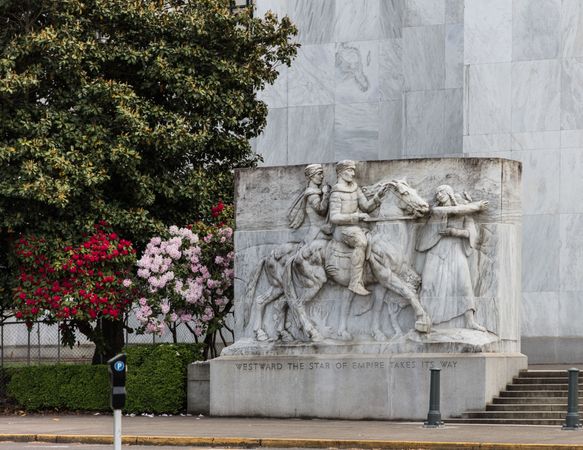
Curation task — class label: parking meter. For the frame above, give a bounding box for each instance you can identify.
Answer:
[108,353,127,410]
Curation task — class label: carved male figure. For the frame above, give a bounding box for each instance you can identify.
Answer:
[329,160,387,296]
[288,163,331,242]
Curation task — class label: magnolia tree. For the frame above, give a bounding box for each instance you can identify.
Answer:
[134,217,234,359]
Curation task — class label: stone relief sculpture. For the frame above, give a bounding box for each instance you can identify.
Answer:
[288,163,331,243]
[243,160,433,343]
[415,185,489,332]
[329,160,386,296]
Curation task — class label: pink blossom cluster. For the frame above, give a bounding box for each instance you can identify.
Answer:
[133,225,234,339]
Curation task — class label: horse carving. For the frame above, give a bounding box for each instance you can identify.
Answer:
[243,179,431,342]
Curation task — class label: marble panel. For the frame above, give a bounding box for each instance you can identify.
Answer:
[255,108,288,167]
[467,63,512,135]
[445,0,463,24]
[257,64,288,109]
[512,0,560,61]
[511,149,560,215]
[444,88,463,153]
[334,102,380,160]
[511,131,560,150]
[561,58,583,130]
[558,292,583,337]
[464,0,512,64]
[380,0,404,39]
[255,0,288,19]
[334,0,380,43]
[561,0,583,57]
[335,40,379,104]
[560,148,583,214]
[403,25,445,91]
[287,105,335,165]
[561,130,583,148]
[403,90,444,155]
[522,214,560,292]
[379,100,403,159]
[288,0,335,45]
[404,0,445,26]
[288,44,335,107]
[445,23,464,89]
[560,214,583,291]
[462,133,512,154]
[522,292,559,338]
[379,39,403,101]
[511,60,561,132]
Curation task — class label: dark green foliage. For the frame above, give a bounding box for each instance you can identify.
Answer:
[6,343,203,413]
[0,0,297,246]
[125,343,202,413]
[7,364,110,410]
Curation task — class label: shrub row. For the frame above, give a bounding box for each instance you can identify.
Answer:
[7,344,202,414]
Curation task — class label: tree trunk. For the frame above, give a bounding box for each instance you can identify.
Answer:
[92,319,125,365]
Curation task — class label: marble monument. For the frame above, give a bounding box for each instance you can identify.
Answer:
[210,157,526,419]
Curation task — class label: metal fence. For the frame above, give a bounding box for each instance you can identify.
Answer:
[0,315,204,367]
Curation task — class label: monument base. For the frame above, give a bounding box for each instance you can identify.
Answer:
[210,352,527,420]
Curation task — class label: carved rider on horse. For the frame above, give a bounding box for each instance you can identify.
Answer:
[329,160,389,296]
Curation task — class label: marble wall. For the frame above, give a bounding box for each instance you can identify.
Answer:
[253,0,583,364]
[254,0,465,164]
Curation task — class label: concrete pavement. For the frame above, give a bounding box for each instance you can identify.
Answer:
[0,414,583,449]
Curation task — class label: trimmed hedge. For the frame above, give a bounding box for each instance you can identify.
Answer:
[7,343,202,413]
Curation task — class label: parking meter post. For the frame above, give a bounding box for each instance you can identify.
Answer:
[108,353,127,450]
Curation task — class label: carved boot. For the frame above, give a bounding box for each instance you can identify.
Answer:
[348,247,370,296]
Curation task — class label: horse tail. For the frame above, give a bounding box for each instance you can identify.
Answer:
[242,256,266,328]
[282,255,299,306]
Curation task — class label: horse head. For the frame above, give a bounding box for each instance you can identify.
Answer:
[386,179,429,217]
[362,179,429,218]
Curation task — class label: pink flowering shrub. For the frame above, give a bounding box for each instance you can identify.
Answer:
[133,222,234,359]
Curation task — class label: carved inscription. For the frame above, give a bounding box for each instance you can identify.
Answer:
[234,360,459,372]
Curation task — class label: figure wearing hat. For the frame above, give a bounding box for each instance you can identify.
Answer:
[329,160,388,296]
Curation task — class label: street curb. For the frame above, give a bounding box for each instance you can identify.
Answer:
[0,434,583,449]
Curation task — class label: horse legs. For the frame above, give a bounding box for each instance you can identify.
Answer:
[252,287,284,341]
[385,276,431,333]
[337,290,355,340]
[288,283,325,341]
[370,289,388,341]
[370,261,431,333]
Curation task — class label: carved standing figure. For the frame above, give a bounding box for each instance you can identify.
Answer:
[288,164,331,242]
[329,160,387,296]
[416,185,488,331]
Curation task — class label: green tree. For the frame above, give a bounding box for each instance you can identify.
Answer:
[0,0,297,359]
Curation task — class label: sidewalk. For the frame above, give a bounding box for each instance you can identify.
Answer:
[1,415,583,449]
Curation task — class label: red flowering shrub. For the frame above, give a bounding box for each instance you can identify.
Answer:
[13,224,137,351]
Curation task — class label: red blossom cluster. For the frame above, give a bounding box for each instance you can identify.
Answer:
[210,200,224,218]
[13,225,137,324]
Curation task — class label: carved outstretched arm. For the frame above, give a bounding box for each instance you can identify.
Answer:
[357,189,382,213]
[432,200,488,216]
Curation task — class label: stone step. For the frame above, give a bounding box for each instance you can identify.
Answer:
[519,370,572,378]
[506,383,571,391]
[512,377,578,384]
[448,418,565,425]
[486,403,567,412]
[499,390,572,397]
[492,396,572,404]
[463,411,565,419]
